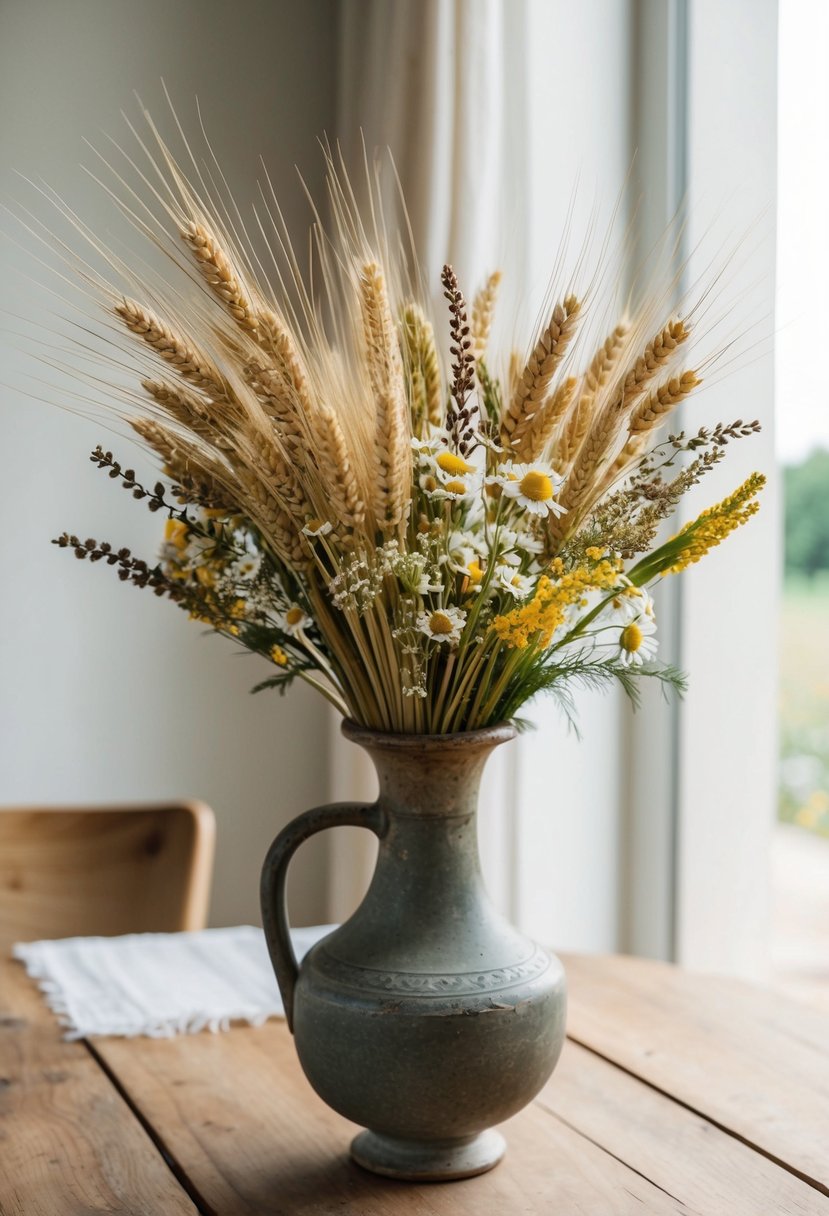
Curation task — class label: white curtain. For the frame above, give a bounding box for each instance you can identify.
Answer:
[326,0,635,945]
[328,0,527,921]
[326,0,780,975]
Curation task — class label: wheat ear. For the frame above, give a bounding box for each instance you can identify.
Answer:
[471,271,502,362]
[615,319,689,412]
[181,221,258,332]
[116,299,227,398]
[130,417,236,507]
[244,359,308,456]
[255,308,316,416]
[309,403,366,531]
[233,423,313,566]
[360,262,411,531]
[400,303,442,428]
[628,370,701,435]
[594,435,649,497]
[141,379,227,444]
[558,322,630,471]
[550,318,691,545]
[516,376,577,462]
[501,295,581,451]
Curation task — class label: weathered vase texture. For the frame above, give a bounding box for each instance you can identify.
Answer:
[261,720,567,1181]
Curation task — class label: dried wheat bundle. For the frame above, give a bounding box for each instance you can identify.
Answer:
[25,108,763,732]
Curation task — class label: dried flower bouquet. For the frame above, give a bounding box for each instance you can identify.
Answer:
[46,121,763,733]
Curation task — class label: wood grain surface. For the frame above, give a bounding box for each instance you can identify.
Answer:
[3,950,828,1215]
[564,953,829,1197]
[0,960,197,1216]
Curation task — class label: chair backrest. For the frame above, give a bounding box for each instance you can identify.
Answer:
[0,802,215,952]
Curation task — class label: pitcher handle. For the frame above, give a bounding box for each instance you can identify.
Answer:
[260,801,386,1031]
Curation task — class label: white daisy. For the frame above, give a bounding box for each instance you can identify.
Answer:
[495,526,546,566]
[444,529,484,573]
[463,556,487,591]
[496,461,566,517]
[410,426,445,460]
[230,552,262,581]
[495,566,534,599]
[424,473,480,502]
[416,606,467,644]
[277,605,312,636]
[616,614,658,667]
[606,584,654,624]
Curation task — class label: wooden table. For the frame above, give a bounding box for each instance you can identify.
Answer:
[2,951,828,1215]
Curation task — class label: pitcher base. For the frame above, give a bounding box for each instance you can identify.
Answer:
[350,1128,506,1181]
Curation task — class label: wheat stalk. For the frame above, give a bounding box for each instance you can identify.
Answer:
[360,262,411,531]
[516,376,577,462]
[501,295,580,451]
[255,308,316,416]
[615,318,688,412]
[549,318,691,548]
[309,403,366,531]
[233,423,314,566]
[116,299,228,398]
[247,345,365,531]
[400,303,442,428]
[130,417,237,507]
[557,322,629,471]
[546,404,622,551]
[628,369,701,435]
[244,358,308,456]
[181,220,258,332]
[507,349,522,400]
[471,271,502,362]
[140,378,224,443]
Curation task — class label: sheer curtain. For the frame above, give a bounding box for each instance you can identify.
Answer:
[328,0,528,921]
[327,0,635,947]
[326,0,779,975]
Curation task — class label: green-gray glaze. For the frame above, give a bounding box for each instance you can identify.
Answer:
[261,720,567,1181]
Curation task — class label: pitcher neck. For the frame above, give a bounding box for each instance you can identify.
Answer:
[342,720,516,821]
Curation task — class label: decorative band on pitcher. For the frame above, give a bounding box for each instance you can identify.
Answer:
[311,943,552,997]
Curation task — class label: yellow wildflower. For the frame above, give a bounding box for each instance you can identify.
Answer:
[270,645,289,666]
[667,473,765,574]
[493,556,622,649]
[194,566,216,588]
[164,519,189,550]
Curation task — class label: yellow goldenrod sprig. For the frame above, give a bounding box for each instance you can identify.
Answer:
[626,472,766,586]
[666,472,765,573]
[492,549,622,649]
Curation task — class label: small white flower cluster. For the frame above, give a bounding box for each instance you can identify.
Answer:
[325,549,384,612]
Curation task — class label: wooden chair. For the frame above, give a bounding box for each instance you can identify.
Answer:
[0,802,215,953]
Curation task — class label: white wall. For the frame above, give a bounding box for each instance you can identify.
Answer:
[513,0,635,953]
[676,0,779,978]
[0,0,338,927]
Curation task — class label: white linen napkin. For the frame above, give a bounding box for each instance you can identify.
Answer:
[12,924,336,1040]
